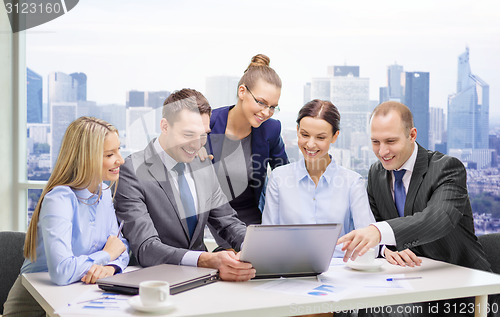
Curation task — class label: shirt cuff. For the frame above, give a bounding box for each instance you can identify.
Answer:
[180,251,203,267]
[88,250,111,266]
[379,245,387,258]
[372,221,396,246]
[106,264,122,274]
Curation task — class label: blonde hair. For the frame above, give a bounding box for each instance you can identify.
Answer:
[371,101,414,136]
[24,116,119,261]
[238,54,282,90]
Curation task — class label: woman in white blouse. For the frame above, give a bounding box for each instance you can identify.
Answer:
[262,99,375,257]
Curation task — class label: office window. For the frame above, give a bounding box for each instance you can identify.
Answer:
[22,1,499,233]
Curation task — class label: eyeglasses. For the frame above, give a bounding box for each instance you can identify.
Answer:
[245,85,280,114]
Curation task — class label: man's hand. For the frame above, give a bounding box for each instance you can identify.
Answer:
[385,248,422,267]
[196,147,214,162]
[198,251,255,281]
[337,225,381,262]
[81,264,116,284]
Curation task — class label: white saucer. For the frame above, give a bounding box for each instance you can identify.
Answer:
[346,259,383,271]
[128,295,175,313]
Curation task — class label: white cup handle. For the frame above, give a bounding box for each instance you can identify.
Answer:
[159,290,167,302]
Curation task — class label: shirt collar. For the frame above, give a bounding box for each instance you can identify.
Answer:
[154,138,178,171]
[73,184,103,203]
[295,156,337,185]
[396,142,418,173]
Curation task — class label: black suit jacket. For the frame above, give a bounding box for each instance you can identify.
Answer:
[367,144,490,271]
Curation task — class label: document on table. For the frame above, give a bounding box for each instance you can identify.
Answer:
[256,260,414,300]
[55,288,132,316]
[255,278,354,301]
[319,270,414,293]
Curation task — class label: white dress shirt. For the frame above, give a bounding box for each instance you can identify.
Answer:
[373,143,418,247]
[154,139,203,266]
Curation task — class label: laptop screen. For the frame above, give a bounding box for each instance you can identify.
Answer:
[239,224,342,278]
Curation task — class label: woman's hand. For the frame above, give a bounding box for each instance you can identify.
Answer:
[102,235,126,261]
[81,264,115,284]
[196,147,214,162]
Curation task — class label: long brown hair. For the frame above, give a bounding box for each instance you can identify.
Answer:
[24,116,119,261]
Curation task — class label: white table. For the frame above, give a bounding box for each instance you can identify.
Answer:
[22,258,500,317]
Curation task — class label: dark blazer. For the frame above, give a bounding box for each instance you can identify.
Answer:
[207,105,289,207]
[367,144,490,271]
[114,139,247,267]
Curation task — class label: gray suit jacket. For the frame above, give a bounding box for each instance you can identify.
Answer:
[114,139,247,267]
[367,144,490,271]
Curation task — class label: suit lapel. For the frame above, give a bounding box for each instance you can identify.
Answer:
[145,140,190,239]
[404,144,428,216]
[379,167,399,218]
[208,106,230,174]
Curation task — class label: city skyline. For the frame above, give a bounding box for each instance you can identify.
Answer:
[23,0,500,117]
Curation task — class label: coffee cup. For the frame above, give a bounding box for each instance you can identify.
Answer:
[353,248,376,265]
[139,280,170,307]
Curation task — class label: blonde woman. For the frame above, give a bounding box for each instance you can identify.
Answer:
[3,117,129,316]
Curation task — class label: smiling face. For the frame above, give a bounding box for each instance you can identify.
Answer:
[160,109,210,163]
[297,116,339,164]
[102,132,123,183]
[238,79,281,128]
[370,110,417,171]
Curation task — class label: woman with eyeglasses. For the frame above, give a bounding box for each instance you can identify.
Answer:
[262,100,375,257]
[3,117,129,317]
[206,54,289,249]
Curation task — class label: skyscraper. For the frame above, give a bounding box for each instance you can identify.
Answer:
[379,64,404,104]
[27,68,43,123]
[126,90,145,108]
[310,78,331,101]
[70,72,87,101]
[48,71,77,104]
[205,76,239,108]
[48,71,80,168]
[303,82,311,104]
[429,107,445,151]
[145,91,170,108]
[448,48,489,151]
[405,72,430,148]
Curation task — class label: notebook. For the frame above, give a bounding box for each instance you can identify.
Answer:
[97,264,219,295]
[239,224,342,279]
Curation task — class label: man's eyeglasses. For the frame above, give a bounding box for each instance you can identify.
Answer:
[245,85,280,114]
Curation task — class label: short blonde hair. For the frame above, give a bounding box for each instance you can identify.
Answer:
[24,116,118,261]
[371,101,414,136]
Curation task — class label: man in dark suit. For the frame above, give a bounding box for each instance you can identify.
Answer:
[115,89,255,281]
[338,101,495,316]
[338,101,489,270]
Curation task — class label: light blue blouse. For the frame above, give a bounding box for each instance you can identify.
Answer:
[262,158,375,257]
[21,184,129,285]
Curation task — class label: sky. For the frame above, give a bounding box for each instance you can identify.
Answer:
[22,0,500,118]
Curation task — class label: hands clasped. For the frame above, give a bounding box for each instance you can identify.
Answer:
[385,248,422,267]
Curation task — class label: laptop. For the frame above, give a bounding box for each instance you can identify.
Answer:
[97,264,219,295]
[239,224,342,279]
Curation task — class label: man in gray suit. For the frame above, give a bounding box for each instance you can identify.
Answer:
[338,101,493,316]
[115,89,255,281]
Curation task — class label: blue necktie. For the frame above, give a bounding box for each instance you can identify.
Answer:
[173,163,197,239]
[393,169,406,217]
